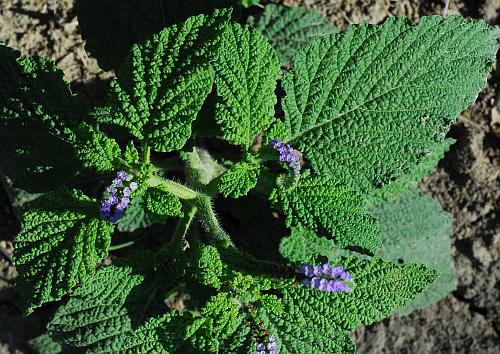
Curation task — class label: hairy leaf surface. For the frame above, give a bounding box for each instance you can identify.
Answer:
[96,11,230,152]
[371,189,456,314]
[260,257,436,353]
[249,4,337,66]
[269,174,381,253]
[282,16,499,191]
[14,190,113,314]
[142,187,183,223]
[214,23,280,147]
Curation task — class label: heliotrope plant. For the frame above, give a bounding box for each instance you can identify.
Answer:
[0,4,498,354]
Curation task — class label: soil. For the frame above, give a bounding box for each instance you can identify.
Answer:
[0,0,500,353]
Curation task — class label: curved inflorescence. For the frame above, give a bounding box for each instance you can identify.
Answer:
[299,263,354,293]
[100,171,138,224]
[269,139,300,175]
[256,336,277,354]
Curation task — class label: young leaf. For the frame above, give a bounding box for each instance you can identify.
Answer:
[281,16,499,192]
[13,190,113,314]
[29,334,62,354]
[96,10,230,152]
[213,22,280,147]
[0,45,121,192]
[216,157,262,198]
[117,195,154,232]
[269,174,381,253]
[260,257,437,353]
[142,187,183,223]
[48,265,143,353]
[248,4,337,66]
[370,189,456,315]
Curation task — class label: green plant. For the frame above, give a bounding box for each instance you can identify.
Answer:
[1,4,498,353]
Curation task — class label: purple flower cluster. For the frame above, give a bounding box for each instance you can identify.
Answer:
[299,263,354,293]
[269,139,300,175]
[256,336,276,354]
[100,170,138,224]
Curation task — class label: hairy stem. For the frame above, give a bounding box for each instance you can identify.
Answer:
[148,175,198,200]
[195,194,234,249]
[142,141,151,164]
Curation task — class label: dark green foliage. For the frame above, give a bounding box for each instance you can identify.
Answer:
[249,4,337,66]
[14,190,113,314]
[269,173,382,253]
[29,334,62,354]
[93,10,231,152]
[0,45,120,192]
[371,188,456,314]
[76,0,237,71]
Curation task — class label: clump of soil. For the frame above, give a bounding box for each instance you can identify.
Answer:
[0,0,499,353]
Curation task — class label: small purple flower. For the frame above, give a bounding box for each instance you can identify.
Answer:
[117,170,128,179]
[256,343,265,351]
[256,336,276,354]
[112,178,122,187]
[123,187,131,197]
[269,139,300,175]
[99,171,137,224]
[299,262,354,294]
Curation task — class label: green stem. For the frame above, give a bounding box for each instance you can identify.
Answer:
[148,175,198,200]
[142,141,151,164]
[195,194,234,249]
[108,232,150,251]
[156,203,197,261]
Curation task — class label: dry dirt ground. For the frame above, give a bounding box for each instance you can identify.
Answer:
[1,0,500,353]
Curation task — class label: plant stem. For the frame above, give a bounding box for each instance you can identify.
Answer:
[148,175,198,200]
[142,141,151,164]
[156,203,197,261]
[108,231,150,251]
[195,194,234,249]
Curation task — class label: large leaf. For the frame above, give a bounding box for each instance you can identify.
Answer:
[0,45,121,192]
[48,266,143,353]
[248,4,337,66]
[259,257,437,353]
[281,16,499,192]
[269,174,382,253]
[95,10,230,152]
[370,188,456,315]
[213,23,280,147]
[76,0,236,71]
[13,190,114,314]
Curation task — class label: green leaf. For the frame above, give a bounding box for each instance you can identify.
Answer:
[48,265,143,353]
[367,139,454,206]
[192,244,224,288]
[76,0,237,71]
[248,4,337,66]
[280,227,370,264]
[124,141,140,164]
[0,45,121,192]
[281,16,499,192]
[13,190,113,314]
[269,174,381,253]
[216,157,261,198]
[260,257,436,353]
[370,189,456,315]
[214,22,280,147]
[98,10,230,152]
[117,195,154,233]
[142,187,183,223]
[182,147,226,188]
[241,0,259,8]
[29,334,62,354]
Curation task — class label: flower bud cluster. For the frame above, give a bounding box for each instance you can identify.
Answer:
[100,170,138,224]
[256,336,276,354]
[269,139,300,175]
[299,263,354,293]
